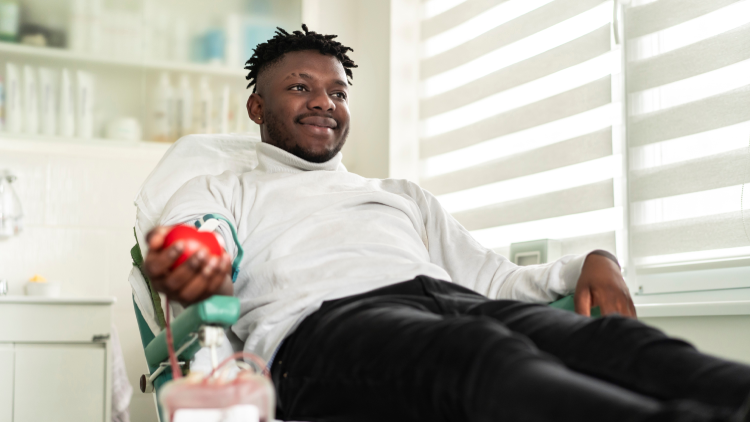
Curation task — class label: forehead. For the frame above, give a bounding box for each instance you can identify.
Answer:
[264,50,348,85]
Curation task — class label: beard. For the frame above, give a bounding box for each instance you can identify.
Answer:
[264,111,348,163]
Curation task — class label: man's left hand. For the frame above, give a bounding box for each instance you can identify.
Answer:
[574,253,637,318]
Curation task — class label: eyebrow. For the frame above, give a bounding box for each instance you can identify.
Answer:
[284,72,348,88]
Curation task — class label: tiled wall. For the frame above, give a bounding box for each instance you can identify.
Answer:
[0,139,168,421]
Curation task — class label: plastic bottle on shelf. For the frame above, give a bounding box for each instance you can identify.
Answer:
[88,0,102,55]
[22,65,38,135]
[38,68,57,136]
[5,63,21,133]
[58,68,76,137]
[216,84,230,134]
[195,76,212,134]
[76,70,94,138]
[0,75,4,132]
[68,0,88,53]
[172,17,189,63]
[175,74,192,139]
[153,72,174,142]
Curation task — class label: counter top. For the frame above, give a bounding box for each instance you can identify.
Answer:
[0,296,116,305]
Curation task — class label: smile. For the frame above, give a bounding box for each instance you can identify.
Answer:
[297,115,338,130]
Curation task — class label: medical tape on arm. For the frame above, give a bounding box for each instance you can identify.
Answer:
[194,214,244,283]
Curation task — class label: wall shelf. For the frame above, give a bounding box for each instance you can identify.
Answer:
[0,133,172,159]
[0,41,245,78]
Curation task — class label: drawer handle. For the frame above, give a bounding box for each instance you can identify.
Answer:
[92,334,110,342]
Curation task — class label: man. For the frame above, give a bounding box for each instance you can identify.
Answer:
[143,26,750,421]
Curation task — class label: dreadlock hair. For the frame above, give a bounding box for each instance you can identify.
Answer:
[244,24,358,92]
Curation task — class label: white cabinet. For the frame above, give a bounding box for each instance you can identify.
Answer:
[0,297,114,422]
[14,344,106,422]
[0,345,13,422]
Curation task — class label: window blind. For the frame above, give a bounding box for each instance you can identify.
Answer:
[624,0,750,294]
[419,0,623,259]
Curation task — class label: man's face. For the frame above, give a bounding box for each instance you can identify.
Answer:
[248,50,351,163]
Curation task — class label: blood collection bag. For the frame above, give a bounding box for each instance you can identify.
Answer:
[159,364,275,422]
[159,296,275,422]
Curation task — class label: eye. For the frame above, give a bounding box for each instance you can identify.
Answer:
[333,92,347,100]
[290,85,306,92]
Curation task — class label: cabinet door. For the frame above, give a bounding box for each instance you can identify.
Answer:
[14,344,106,422]
[0,344,13,422]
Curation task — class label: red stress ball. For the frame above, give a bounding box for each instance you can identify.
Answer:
[162,225,223,270]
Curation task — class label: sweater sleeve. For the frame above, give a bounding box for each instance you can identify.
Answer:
[158,171,241,260]
[401,181,601,303]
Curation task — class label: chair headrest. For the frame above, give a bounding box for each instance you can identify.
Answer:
[135,134,261,232]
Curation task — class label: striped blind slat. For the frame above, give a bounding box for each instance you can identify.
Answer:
[421,0,508,40]
[624,0,741,40]
[454,180,614,231]
[627,23,750,92]
[421,0,606,79]
[423,129,612,195]
[632,212,749,259]
[628,86,750,147]
[630,150,749,202]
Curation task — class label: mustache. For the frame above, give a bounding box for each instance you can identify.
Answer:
[294,112,339,128]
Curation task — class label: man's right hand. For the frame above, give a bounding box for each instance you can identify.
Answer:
[142,226,234,306]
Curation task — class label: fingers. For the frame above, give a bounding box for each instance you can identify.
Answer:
[164,248,209,293]
[194,256,225,302]
[143,241,184,281]
[163,250,232,306]
[592,287,638,319]
[574,288,592,317]
[147,226,170,250]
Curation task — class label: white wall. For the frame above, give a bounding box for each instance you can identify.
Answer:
[642,315,750,365]
[304,0,419,180]
[0,138,167,421]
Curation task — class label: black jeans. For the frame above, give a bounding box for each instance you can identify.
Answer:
[271,276,750,422]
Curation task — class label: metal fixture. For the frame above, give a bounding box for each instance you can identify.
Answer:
[0,169,23,239]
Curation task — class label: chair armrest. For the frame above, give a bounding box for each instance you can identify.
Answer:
[549,295,601,317]
[144,295,241,368]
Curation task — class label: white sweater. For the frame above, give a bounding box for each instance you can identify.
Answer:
[160,142,592,361]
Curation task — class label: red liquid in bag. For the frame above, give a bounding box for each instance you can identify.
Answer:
[160,370,275,422]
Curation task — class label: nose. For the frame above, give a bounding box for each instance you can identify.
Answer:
[308,89,335,112]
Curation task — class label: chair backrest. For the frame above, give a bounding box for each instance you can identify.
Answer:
[134,133,261,252]
[129,134,261,336]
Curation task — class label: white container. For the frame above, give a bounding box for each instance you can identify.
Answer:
[175,74,192,139]
[153,72,174,142]
[0,75,5,132]
[5,63,21,133]
[75,70,94,138]
[195,76,212,134]
[38,67,57,136]
[217,84,230,134]
[58,68,76,137]
[88,0,102,55]
[22,65,38,134]
[25,281,61,297]
[105,117,141,141]
[68,0,88,52]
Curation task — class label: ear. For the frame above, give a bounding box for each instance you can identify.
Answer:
[247,93,264,125]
